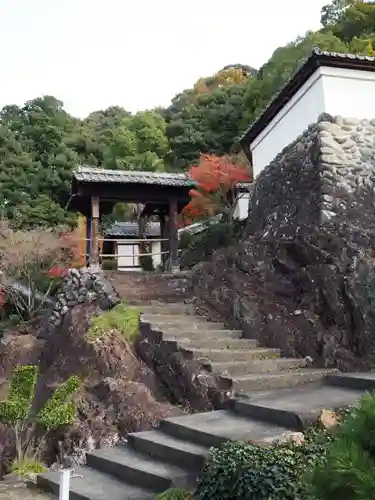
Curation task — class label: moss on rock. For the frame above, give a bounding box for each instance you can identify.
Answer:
[86,303,140,342]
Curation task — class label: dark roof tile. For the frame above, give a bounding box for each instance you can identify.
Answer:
[74,165,192,187]
[105,221,161,237]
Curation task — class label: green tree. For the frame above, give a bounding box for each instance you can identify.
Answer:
[320,0,355,27]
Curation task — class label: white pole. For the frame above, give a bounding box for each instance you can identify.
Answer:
[59,469,71,500]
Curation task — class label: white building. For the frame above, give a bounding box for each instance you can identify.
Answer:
[104,222,162,272]
[240,48,375,177]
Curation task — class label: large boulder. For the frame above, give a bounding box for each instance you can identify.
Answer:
[192,222,375,372]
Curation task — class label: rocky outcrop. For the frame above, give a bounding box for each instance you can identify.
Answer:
[136,321,233,412]
[191,114,375,372]
[0,269,184,471]
[32,301,181,467]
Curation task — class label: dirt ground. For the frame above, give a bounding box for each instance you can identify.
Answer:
[0,480,53,500]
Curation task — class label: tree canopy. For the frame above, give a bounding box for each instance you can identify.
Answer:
[2,0,375,228]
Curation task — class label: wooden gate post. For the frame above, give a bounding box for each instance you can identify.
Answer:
[89,196,100,270]
[169,198,179,271]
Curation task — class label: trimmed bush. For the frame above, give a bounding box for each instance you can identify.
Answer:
[0,365,80,471]
[196,427,334,500]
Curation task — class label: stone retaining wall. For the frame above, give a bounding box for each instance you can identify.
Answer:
[38,268,120,339]
[105,270,193,304]
[248,113,375,238]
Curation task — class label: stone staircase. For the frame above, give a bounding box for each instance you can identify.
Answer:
[38,372,375,500]
[35,277,375,499]
[138,302,333,396]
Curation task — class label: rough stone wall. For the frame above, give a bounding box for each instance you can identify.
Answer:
[248,122,321,236]
[247,113,375,237]
[38,268,120,339]
[316,115,375,233]
[190,114,375,371]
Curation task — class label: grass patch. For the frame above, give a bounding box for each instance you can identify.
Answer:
[156,488,193,500]
[10,458,46,476]
[86,303,140,342]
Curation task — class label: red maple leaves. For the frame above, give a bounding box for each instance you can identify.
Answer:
[181,154,251,226]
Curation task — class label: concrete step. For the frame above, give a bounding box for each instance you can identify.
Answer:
[231,369,333,395]
[165,337,258,350]
[161,328,243,339]
[86,444,196,492]
[234,382,364,430]
[204,358,307,376]
[188,347,280,363]
[37,466,156,500]
[159,409,290,448]
[127,429,208,470]
[142,315,225,330]
[137,304,193,315]
[325,372,375,392]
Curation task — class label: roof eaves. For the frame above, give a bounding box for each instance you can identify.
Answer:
[239,48,375,148]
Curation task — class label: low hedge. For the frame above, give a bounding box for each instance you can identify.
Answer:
[196,427,334,500]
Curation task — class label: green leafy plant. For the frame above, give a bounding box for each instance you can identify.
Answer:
[310,392,375,499]
[180,219,245,269]
[38,375,80,431]
[196,426,334,500]
[0,365,80,471]
[156,488,193,500]
[10,458,46,476]
[86,302,140,342]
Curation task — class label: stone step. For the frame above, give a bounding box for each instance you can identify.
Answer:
[37,466,156,500]
[86,444,196,492]
[325,372,375,392]
[204,358,307,376]
[127,429,208,470]
[137,304,193,315]
[161,328,243,339]
[234,381,364,430]
[142,315,225,330]
[164,337,258,350]
[188,347,280,362]
[159,409,290,448]
[230,369,333,395]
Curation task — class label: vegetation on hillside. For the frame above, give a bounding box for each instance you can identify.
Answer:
[1,0,375,230]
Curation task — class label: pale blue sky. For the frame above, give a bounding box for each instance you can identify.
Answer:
[0,0,328,117]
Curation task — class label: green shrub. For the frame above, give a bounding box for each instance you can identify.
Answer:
[156,488,193,500]
[310,392,375,499]
[196,427,334,500]
[87,303,140,342]
[0,365,80,468]
[179,220,245,269]
[10,458,46,476]
[0,365,38,426]
[38,375,80,431]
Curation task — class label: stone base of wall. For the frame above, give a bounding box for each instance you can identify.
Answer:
[105,270,193,304]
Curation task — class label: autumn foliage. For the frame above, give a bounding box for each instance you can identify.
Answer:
[181,154,252,226]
